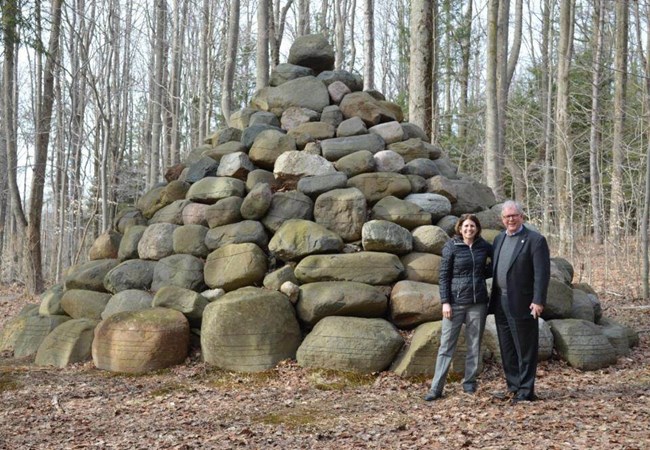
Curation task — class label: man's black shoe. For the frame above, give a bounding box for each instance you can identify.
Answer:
[424,391,443,401]
[511,393,538,404]
[491,390,517,400]
[463,385,477,394]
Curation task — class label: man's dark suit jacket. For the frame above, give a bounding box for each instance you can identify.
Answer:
[489,225,551,318]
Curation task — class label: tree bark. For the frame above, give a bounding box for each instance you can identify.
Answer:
[257,0,270,90]
[408,0,433,140]
[221,0,240,124]
[485,0,500,197]
[363,0,374,91]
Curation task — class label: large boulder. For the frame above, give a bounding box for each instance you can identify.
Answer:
[249,129,297,170]
[411,225,449,255]
[151,254,205,292]
[347,173,412,204]
[152,286,209,327]
[287,34,335,74]
[34,319,98,368]
[12,315,71,358]
[269,219,344,261]
[205,196,244,228]
[361,220,413,255]
[273,151,337,187]
[267,76,330,115]
[296,317,404,373]
[137,223,179,261]
[389,281,443,329]
[321,134,385,161]
[89,230,122,260]
[185,177,246,204]
[103,259,156,293]
[61,289,111,320]
[149,199,190,225]
[64,259,119,292]
[294,252,404,285]
[261,191,314,233]
[205,220,268,251]
[371,196,431,230]
[339,92,397,126]
[101,290,154,320]
[173,224,209,258]
[403,193,452,223]
[313,187,367,242]
[92,308,189,373]
[38,284,66,316]
[400,252,442,284]
[296,281,388,326]
[548,319,617,370]
[543,278,574,319]
[449,179,496,215]
[201,287,301,372]
[118,225,147,261]
[204,243,268,291]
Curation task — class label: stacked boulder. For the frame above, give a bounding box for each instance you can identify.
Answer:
[0,35,638,375]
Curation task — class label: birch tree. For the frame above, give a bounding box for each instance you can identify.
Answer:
[408,0,433,139]
[222,0,240,124]
[257,0,270,89]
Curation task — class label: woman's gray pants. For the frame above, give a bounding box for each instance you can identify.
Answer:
[429,302,487,395]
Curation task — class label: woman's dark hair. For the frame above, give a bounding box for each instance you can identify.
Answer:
[454,214,482,238]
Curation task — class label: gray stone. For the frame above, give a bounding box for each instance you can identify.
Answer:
[13,315,71,358]
[204,243,268,291]
[433,157,460,179]
[138,223,179,261]
[436,215,459,236]
[39,284,66,316]
[371,196,431,230]
[64,259,119,292]
[317,69,364,92]
[267,76,330,115]
[241,124,282,150]
[183,156,218,183]
[404,193,452,222]
[401,122,428,141]
[297,317,403,373]
[337,116,368,137]
[249,111,281,128]
[274,151,336,188]
[152,286,209,327]
[149,199,191,225]
[406,174,427,194]
[334,150,376,177]
[426,176,458,203]
[280,281,300,304]
[203,141,248,162]
[182,202,210,226]
[599,321,631,357]
[246,169,281,192]
[262,191,314,233]
[186,177,246,204]
[287,122,336,148]
[205,220,268,250]
[206,127,243,146]
[270,63,315,86]
[263,265,299,291]
[216,152,255,181]
[551,257,574,285]
[34,318,98,368]
[313,187,367,242]
[386,138,429,163]
[269,219,344,261]
[348,173,412,205]
[104,259,156,293]
[374,150,405,173]
[229,107,258,129]
[401,158,440,178]
[93,308,189,373]
[362,220,413,255]
[400,252,442,284]
[113,208,147,234]
[89,231,122,260]
[449,178,497,215]
[320,105,344,128]
[201,287,301,372]
[571,289,596,322]
[287,34,335,73]
[297,172,348,198]
[205,196,244,228]
[411,225,449,255]
[61,289,111,320]
[294,252,404,285]
[327,80,352,104]
[390,280,443,329]
[297,281,388,326]
[173,224,209,258]
[151,254,205,292]
[339,91,398,127]
[101,290,154,320]
[548,319,617,370]
[369,121,404,145]
[137,181,190,219]
[249,129,297,170]
[321,134,385,161]
[475,208,502,230]
[280,106,320,131]
[599,316,639,347]
[544,278,574,319]
[240,183,273,220]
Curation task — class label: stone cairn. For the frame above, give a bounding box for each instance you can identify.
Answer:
[0,35,639,375]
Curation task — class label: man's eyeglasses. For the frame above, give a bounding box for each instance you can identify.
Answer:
[502,214,521,220]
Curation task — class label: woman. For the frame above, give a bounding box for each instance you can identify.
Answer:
[424,214,493,401]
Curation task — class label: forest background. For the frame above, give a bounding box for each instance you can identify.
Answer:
[0,0,649,301]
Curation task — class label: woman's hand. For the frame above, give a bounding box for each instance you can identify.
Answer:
[442,303,452,319]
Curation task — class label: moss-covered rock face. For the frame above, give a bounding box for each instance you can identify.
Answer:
[13,34,634,375]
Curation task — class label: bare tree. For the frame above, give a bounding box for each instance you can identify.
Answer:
[554,0,575,254]
[485,0,500,197]
[408,0,433,139]
[148,0,168,188]
[257,0,270,90]
[363,0,375,91]
[222,0,240,124]
[270,0,294,67]
[298,0,311,35]
[609,0,628,238]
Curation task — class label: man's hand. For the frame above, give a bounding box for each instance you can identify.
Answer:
[529,303,544,319]
[442,303,452,319]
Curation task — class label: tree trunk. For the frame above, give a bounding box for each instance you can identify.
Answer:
[408,0,433,140]
[609,0,628,239]
[221,0,240,124]
[298,0,310,35]
[363,0,374,91]
[589,0,605,244]
[541,0,554,235]
[457,0,472,142]
[485,0,500,197]
[257,0,270,90]
[554,0,575,255]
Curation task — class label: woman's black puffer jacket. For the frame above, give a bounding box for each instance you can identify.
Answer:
[439,236,493,305]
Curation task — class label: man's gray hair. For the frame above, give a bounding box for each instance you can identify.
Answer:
[501,200,525,215]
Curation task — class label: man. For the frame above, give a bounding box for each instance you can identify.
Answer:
[490,200,550,404]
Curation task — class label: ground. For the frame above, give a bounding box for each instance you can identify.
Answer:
[0,245,649,449]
